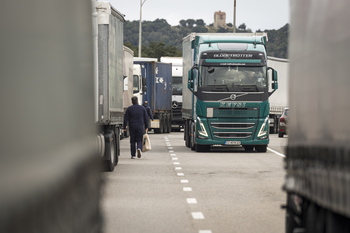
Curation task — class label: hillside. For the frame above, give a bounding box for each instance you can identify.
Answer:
[124,19,288,59]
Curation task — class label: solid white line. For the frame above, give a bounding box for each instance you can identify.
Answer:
[192,212,205,219]
[267,147,286,157]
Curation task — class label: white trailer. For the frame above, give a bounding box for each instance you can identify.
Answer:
[267,56,289,133]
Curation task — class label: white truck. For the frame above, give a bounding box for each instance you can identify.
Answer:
[267,56,289,134]
[160,57,184,131]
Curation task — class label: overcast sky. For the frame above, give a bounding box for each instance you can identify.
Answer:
[108,0,290,31]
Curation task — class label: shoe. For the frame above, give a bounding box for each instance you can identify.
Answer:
[131,156,136,159]
[137,149,142,158]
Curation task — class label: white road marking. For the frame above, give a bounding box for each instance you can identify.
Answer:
[199,231,212,233]
[170,153,176,156]
[192,212,205,219]
[187,198,197,204]
[175,167,182,170]
[181,180,189,183]
[267,147,286,157]
[177,173,184,176]
[168,147,173,149]
[183,187,192,191]
[172,158,178,160]
[173,162,180,165]
[169,150,174,153]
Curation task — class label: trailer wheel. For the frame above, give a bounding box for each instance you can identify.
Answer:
[255,145,267,152]
[104,133,116,172]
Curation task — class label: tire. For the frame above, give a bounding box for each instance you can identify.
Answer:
[190,122,196,150]
[104,133,116,172]
[243,145,254,151]
[195,144,210,152]
[278,132,284,138]
[185,120,190,148]
[255,145,267,152]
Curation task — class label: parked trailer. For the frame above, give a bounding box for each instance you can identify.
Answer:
[285,1,350,232]
[160,57,184,131]
[95,2,125,171]
[122,46,134,138]
[0,0,101,232]
[134,58,172,133]
[267,56,289,134]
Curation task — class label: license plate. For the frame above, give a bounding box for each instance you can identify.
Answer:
[225,141,241,145]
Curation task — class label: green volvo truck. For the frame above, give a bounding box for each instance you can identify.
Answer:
[182,33,278,152]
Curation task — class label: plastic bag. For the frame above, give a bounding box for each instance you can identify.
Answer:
[142,133,151,152]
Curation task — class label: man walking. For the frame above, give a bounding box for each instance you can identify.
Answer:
[143,101,154,120]
[123,96,148,159]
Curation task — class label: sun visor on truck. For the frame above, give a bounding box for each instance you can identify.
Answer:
[200,51,266,66]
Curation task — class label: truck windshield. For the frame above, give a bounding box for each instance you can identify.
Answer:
[199,66,267,89]
[172,76,182,95]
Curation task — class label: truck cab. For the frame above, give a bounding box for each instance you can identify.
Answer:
[183,33,278,152]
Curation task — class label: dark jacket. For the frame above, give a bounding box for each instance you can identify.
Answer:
[142,103,154,120]
[123,104,148,129]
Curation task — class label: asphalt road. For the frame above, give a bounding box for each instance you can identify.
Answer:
[101,132,287,233]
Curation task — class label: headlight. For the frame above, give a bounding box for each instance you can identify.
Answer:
[197,117,208,138]
[257,117,269,138]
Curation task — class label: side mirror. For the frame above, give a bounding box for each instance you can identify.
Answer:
[272,83,278,90]
[272,69,278,82]
[187,70,194,90]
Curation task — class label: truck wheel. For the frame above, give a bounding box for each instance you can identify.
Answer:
[190,122,196,150]
[195,144,210,152]
[154,116,162,134]
[185,120,190,148]
[104,134,116,172]
[243,145,254,151]
[255,145,267,152]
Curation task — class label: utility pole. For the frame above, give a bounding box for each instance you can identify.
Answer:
[233,0,236,33]
[138,0,147,57]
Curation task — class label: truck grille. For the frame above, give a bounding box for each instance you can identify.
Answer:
[213,132,252,139]
[211,122,255,129]
[210,122,255,139]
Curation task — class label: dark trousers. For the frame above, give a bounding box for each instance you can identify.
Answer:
[129,126,144,156]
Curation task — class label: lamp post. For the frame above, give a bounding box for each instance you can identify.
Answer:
[233,0,236,33]
[138,0,147,57]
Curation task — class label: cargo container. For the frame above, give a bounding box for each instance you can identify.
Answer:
[95,2,125,171]
[284,1,350,232]
[134,58,172,133]
[160,57,184,131]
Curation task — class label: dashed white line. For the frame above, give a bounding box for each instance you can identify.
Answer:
[187,198,197,204]
[183,187,192,191]
[192,212,205,219]
[170,153,176,156]
[267,147,286,157]
[169,150,174,153]
[175,167,182,170]
[181,179,189,183]
[172,157,178,160]
[173,162,180,165]
[177,173,184,176]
